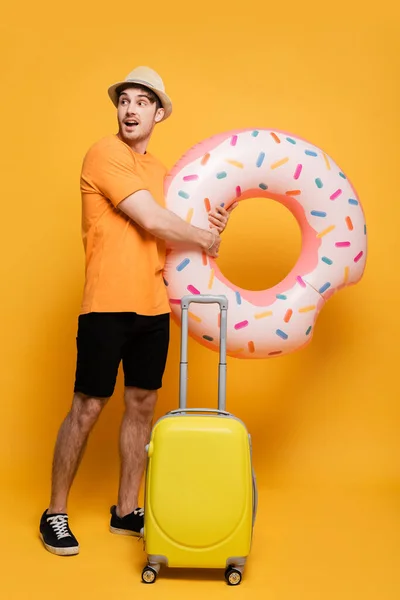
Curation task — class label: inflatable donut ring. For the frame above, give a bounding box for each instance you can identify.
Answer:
[163,129,367,359]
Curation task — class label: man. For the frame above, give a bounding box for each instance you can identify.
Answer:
[39,66,233,556]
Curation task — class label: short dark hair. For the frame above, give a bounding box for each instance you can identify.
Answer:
[117,84,162,110]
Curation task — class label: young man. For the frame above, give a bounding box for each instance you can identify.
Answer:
[39,67,232,556]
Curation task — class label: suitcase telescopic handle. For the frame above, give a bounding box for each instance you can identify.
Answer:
[179,295,228,412]
[167,408,230,416]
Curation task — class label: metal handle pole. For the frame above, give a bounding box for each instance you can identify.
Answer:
[179,295,228,411]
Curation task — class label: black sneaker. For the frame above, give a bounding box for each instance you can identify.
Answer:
[109,505,144,537]
[39,510,80,556]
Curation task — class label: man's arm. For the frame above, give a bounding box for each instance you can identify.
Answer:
[118,190,221,257]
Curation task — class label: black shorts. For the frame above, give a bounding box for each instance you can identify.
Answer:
[74,312,170,398]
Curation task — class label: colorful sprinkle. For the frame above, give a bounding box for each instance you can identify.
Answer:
[183,174,199,182]
[252,130,259,137]
[227,159,244,168]
[354,251,364,263]
[299,305,316,313]
[187,285,200,295]
[364,224,367,235]
[323,153,331,170]
[276,329,288,340]
[294,164,303,180]
[216,172,227,179]
[322,256,333,265]
[335,241,351,247]
[203,335,213,342]
[330,189,342,200]
[305,150,318,157]
[208,269,215,289]
[163,277,169,286]
[248,341,255,353]
[286,137,296,144]
[311,210,327,217]
[276,294,287,300]
[170,299,181,304]
[348,198,359,205]
[177,258,190,272]
[255,311,273,319]
[189,312,202,323]
[202,252,208,266]
[286,190,301,196]
[317,225,336,238]
[271,132,281,143]
[315,178,323,188]
[339,172,346,179]
[256,152,266,168]
[344,266,349,282]
[186,208,194,223]
[319,282,331,294]
[271,157,289,169]
[235,320,249,330]
[259,183,268,190]
[306,326,312,336]
[345,216,354,231]
[201,153,210,166]
[269,350,283,356]
[235,291,242,305]
[236,185,242,197]
[284,309,293,323]
[231,135,238,146]
[178,190,190,199]
[297,276,306,288]
[204,197,211,212]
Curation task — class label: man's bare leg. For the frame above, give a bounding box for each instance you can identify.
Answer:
[48,393,108,513]
[116,386,157,517]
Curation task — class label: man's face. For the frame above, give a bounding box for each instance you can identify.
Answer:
[117,86,164,147]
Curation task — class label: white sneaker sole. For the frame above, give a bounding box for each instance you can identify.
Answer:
[109,526,144,538]
[40,533,80,556]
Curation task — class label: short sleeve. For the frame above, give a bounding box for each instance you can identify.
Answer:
[81,139,148,207]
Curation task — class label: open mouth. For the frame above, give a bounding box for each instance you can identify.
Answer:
[124,120,139,130]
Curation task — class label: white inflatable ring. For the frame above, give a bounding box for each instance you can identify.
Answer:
[164,129,367,359]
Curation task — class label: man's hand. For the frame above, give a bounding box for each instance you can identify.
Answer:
[208,202,239,233]
[203,228,221,258]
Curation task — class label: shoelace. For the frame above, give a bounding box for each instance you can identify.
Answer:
[47,515,71,540]
[134,508,144,517]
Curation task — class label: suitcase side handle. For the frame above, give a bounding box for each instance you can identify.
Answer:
[179,294,228,411]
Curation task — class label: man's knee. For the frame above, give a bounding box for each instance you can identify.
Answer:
[124,387,157,418]
[70,393,107,432]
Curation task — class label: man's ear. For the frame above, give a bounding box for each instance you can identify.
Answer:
[155,108,165,123]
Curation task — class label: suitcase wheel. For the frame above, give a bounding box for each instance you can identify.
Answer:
[225,567,242,586]
[141,566,158,584]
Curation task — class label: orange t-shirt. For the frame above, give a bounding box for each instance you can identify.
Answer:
[79,135,170,316]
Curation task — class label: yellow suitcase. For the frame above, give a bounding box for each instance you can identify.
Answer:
[142,295,257,586]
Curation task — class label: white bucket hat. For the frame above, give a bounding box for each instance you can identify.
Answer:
[108,66,172,121]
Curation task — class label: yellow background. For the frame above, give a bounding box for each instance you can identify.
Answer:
[1,1,399,598]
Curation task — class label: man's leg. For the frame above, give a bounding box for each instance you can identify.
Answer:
[40,393,108,555]
[109,312,169,536]
[49,393,108,513]
[117,387,157,515]
[41,312,122,555]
